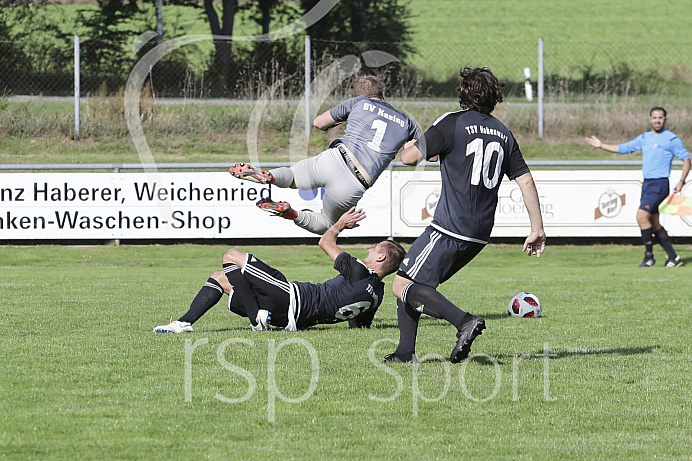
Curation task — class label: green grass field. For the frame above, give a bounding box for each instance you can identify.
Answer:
[407,0,692,81]
[1,243,691,459]
[2,3,692,459]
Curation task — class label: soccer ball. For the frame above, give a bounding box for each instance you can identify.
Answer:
[508,292,542,318]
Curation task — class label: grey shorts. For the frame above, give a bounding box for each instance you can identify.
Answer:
[291,147,368,224]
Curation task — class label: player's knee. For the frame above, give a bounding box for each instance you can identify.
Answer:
[223,248,245,265]
[210,270,225,283]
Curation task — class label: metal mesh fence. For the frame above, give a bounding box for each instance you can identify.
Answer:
[1,36,691,99]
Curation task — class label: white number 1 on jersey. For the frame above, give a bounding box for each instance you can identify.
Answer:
[367,119,388,152]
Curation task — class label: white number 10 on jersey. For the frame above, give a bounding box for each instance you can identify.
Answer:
[466,138,505,189]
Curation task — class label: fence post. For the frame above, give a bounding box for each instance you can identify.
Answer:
[74,35,80,138]
[537,37,544,139]
[305,35,311,138]
[155,0,164,44]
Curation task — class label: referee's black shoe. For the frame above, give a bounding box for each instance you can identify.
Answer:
[639,253,656,267]
[450,316,486,363]
[665,255,683,268]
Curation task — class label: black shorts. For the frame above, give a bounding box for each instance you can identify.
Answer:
[397,226,485,288]
[241,254,291,321]
[640,178,669,213]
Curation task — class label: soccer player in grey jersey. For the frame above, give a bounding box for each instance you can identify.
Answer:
[153,208,406,333]
[229,76,422,235]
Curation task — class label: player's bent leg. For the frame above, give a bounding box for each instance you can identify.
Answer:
[383,299,420,364]
[268,167,296,188]
[292,173,363,235]
[292,210,333,235]
[211,270,232,293]
[223,261,264,328]
[154,273,227,332]
[290,154,327,191]
[319,170,366,225]
[223,248,247,267]
[405,283,467,324]
[391,274,412,300]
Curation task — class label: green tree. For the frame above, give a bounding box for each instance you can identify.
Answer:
[203,0,237,92]
[0,0,72,94]
[300,0,413,57]
[299,0,414,97]
[203,0,303,95]
[78,0,142,90]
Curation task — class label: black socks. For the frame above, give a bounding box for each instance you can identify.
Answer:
[654,227,678,260]
[394,283,472,355]
[179,278,223,324]
[405,283,469,330]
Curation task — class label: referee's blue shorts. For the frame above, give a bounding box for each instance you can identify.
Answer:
[640,178,669,213]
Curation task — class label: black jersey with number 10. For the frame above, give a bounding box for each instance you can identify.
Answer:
[418,109,530,244]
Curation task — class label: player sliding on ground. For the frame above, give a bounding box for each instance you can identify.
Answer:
[153,208,405,333]
[228,75,421,235]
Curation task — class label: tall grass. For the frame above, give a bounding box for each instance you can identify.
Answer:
[2,92,691,163]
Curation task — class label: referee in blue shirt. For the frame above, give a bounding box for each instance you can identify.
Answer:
[586,107,690,267]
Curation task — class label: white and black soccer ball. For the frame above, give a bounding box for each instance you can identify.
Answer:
[508,292,542,318]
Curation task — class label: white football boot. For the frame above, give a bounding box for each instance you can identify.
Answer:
[251,310,271,332]
[153,319,194,333]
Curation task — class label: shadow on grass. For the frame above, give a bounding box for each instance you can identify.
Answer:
[482,313,520,320]
[545,345,662,359]
[472,345,663,365]
[211,324,388,332]
[416,345,662,365]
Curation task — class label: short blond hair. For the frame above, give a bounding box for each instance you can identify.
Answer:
[352,76,384,99]
[379,239,406,276]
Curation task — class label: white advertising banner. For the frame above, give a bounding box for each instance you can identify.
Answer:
[392,169,692,238]
[2,170,691,239]
[0,172,391,239]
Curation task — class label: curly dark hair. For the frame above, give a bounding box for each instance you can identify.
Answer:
[456,67,505,114]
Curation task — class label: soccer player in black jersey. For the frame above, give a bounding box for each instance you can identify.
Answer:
[384,67,546,364]
[154,208,405,333]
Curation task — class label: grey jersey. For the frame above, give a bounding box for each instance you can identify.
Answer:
[330,96,422,183]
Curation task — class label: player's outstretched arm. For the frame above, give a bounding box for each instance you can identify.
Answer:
[515,172,546,257]
[584,135,619,153]
[318,207,366,262]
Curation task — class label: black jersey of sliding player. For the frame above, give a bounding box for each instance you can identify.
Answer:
[417,109,530,243]
[293,252,384,328]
